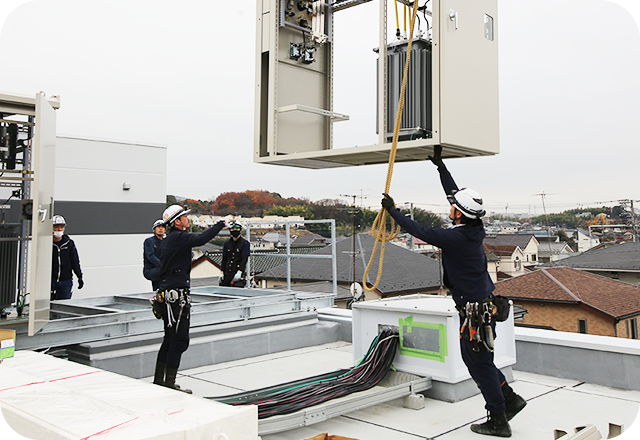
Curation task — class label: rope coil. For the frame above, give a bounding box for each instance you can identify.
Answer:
[363,0,420,292]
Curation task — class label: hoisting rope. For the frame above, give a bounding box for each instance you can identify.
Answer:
[363,0,419,293]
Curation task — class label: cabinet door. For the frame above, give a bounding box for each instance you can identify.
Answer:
[28,93,57,336]
[439,0,499,154]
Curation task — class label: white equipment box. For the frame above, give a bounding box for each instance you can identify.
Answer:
[352,295,516,384]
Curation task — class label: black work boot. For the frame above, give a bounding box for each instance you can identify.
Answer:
[501,383,527,421]
[470,412,512,437]
[164,368,192,394]
[153,361,166,386]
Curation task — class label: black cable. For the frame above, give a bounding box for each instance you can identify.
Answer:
[209,328,400,418]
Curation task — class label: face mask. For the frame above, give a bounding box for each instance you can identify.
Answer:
[53,231,64,239]
[230,230,241,238]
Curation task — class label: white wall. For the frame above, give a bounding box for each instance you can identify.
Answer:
[55,136,166,202]
[71,234,154,297]
[52,136,167,298]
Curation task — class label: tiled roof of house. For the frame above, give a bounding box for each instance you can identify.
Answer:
[484,233,537,249]
[494,267,640,319]
[483,243,521,257]
[205,246,320,275]
[256,233,443,295]
[550,241,640,271]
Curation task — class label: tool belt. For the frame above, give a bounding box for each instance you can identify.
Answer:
[456,294,510,353]
[150,288,191,331]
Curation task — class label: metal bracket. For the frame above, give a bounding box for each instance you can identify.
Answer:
[277,104,349,122]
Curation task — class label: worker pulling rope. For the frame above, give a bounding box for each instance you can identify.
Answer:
[363,0,420,292]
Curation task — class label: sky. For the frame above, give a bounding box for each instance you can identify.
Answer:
[1,0,639,217]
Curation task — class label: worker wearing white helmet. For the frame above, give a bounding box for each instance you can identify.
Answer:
[143,219,166,291]
[51,215,84,300]
[151,205,225,393]
[381,146,525,438]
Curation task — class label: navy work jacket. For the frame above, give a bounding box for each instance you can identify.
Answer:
[388,164,494,306]
[52,235,83,282]
[143,234,162,280]
[159,221,224,290]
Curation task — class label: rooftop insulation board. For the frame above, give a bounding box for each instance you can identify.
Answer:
[0,351,258,440]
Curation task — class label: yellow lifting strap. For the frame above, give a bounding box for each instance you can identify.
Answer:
[363,0,419,293]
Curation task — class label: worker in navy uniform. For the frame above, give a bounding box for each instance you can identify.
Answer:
[381,146,526,438]
[51,215,84,300]
[153,205,225,393]
[143,219,165,291]
[220,221,250,288]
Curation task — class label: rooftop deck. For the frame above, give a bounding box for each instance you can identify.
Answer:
[142,341,640,440]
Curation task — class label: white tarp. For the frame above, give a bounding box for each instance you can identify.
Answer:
[0,351,258,440]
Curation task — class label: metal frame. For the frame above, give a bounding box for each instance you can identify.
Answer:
[245,219,338,296]
[258,371,431,435]
[13,286,335,350]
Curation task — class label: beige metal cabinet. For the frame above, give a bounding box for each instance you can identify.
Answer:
[254,0,499,169]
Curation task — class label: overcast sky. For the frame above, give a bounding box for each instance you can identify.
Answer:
[1,0,639,216]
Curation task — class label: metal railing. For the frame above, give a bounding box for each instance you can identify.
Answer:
[245,219,337,297]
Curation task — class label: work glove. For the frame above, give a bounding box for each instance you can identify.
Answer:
[381,193,396,212]
[233,270,242,281]
[224,215,234,228]
[428,145,444,168]
[78,278,84,289]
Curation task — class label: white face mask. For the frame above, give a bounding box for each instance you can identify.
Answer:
[53,231,64,239]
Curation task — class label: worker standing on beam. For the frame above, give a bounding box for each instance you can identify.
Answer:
[381,146,526,438]
[153,205,225,393]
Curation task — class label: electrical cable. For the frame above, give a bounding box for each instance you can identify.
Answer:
[209,328,400,419]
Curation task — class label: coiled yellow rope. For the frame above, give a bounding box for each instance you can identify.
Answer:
[363,0,419,292]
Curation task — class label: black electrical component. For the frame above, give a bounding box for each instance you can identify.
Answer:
[6,123,18,170]
[298,16,308,28]
[297,0,307,11]
[301,46,315,64]
[289,43,302,60]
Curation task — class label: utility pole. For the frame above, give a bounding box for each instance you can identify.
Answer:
[340,194,359,291]
[405,202,415,250]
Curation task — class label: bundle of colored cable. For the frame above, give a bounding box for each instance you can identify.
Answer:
[218,328,399,419]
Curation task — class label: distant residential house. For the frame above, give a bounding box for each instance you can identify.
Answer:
[291,233,327,247]
[495,267,640,338]
[483,244,526,279]
[256,233,445,307]
[551,242,640,286]
[537,241,575,264]
[484,233,540,266]
[191,254,222,279]
[573,228,601,253]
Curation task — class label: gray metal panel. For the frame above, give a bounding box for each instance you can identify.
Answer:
[29,93,57,336]
[0,224,20,309]
[54,201,166,235]
[439,0,499,153]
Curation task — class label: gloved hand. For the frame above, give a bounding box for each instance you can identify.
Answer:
[233,270,242,281]
[78,278,84,289]
[428,145,444,168]
[381,193,396,212]
[224,215,234,228]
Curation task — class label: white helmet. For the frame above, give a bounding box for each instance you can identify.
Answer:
[447,188,486,219]
[152,219,164,230]
[52,215,66,226]
[162,205,191,225]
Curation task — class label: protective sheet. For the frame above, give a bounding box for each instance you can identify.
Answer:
[0,351,258,440]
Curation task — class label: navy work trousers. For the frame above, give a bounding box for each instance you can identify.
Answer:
[460,321,506,413]
[156,301,190,370]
